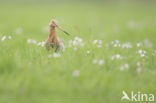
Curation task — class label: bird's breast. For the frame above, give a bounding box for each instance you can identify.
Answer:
[56,39,64,52]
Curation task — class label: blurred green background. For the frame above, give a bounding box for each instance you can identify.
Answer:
[0,0,156,103]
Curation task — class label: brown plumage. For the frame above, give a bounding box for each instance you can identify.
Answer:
[45,19,70,52]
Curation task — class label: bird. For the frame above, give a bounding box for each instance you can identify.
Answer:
[45,19,70,52]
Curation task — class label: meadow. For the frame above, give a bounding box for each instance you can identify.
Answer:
[0,2,156,103]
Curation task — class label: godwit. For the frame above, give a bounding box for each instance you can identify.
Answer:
[45,19,70,52]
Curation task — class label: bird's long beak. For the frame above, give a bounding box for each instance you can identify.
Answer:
[56,25,70,35]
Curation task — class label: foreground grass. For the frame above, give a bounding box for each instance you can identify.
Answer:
[0,3,156,103]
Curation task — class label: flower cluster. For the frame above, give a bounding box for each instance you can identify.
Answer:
[37,41,45,47]
[68,36,84,50]
[1,35,12,41]
[86,50,91,54]
[72,70,80,77]
[120,64,129,71]
[93,40,103,48]
[122,42,132,48]
[136,50,146,57]
[111,40,120,48]
[136,62,143,73]
[110,40,132,49]
[27,39,37,44]
[111,54,124,60]
[136,43,142,47]
[48,53,61,58]
[92,59,104,65]
[27,39,45,47]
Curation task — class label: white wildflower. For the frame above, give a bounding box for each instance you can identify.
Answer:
[140,54,145,57]
[111,56,115,60]
[93,59,104,65]
[136,43,141,47]
[116,54,121,59]
[41,41,45,47]
[114,44,118,47]
[97,45,102,48]
[122,42,132,48]
[53,53,61,58]
[99,40,103,44]
[137,62,141,66]
[72,40,77,46]
[137,50,143,54]
[74,37,79,41]
[8,36,12,39]
[111,41,114,44]
[72,70,80,77]
[93,40,98,44]
[87,50,90,54]
[77,38,82,43]
[98,59,104,65]
[27,39,31,43]
[92,59,97,64]
[37,42,41,46]
[111,40,121,48]
[37,41,45,47]
[115,40,119,44]
[120,64,129,71]
[27,39,37,44]
[93,40,103,46]
[70,37,84,48]
[143,50,146,54]
[111,54,123,60]
[124,64,129,69]
[136,49,146,57]
[74,37,82,43]
[1,36,6,41]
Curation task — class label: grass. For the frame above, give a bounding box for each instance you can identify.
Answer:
[0,2,156,103]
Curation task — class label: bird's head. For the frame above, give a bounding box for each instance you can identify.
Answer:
[49,19,58,27]
[49,19,70,35]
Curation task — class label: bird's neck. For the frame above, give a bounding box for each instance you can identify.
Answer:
[49,26,58,43]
